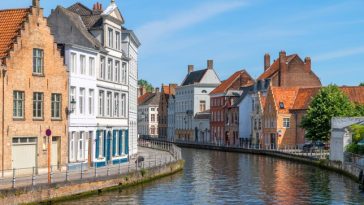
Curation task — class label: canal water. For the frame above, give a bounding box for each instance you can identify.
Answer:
[57,148,364,205]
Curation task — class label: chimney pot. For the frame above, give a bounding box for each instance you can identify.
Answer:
[188,65,194,74]
[304,57,311,72]
[264,53,270,71]
[207,60,213,69]
[32,0,40,7]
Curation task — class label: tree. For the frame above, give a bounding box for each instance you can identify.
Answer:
[301,85,356,142]
[138,79,154,92]
[359,82,364,86]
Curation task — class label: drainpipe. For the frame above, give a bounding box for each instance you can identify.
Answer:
[1,64,7,177]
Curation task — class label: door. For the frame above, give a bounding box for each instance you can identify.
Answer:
[106,131,111,162]
[12,137,37,174]
[51,136,60,168]
[270,133,276,149]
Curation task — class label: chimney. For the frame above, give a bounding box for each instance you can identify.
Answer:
[304,57,311,72]
[188,65,194,74]
[93,2,103,13]
[32,0,40,8]
[264,53,270,71]
[207,60,213,69]
[169,84,177,95]
[279,50,287,87]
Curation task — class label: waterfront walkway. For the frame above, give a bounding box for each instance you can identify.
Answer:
[0,141,181,190]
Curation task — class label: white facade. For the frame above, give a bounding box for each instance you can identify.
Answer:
[138,104,159,137]
[175,64,220,141]
[167,96,175,141]
[238,93,253,141]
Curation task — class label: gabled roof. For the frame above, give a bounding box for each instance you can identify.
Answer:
[0,8,30,60]
[257,54,297,80]
[340,86,364,105]
[140,92,161,106]
[67,3,92,16]
[181,69,208,86]
[271,87,300,114]
[210,70,254,95]
[234,85,254,106]
[291,87,320,110]
[67,3,103,29]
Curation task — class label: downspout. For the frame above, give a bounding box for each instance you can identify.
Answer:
[1,63,7,177]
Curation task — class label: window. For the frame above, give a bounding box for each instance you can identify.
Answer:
[151,126,156,135]
[199,100,206,112]
[121,94,126,117]
[13,91,24,118]
[116,31,120,50]
[33,92,43,119]
[88,89,94,115]
[151,108,155,111]
[279,102,285,109]
[78,132,84,160]
[115,61,120,83]
[100,57,105,79]
[99,131,104,158]
[202,90,207,94]
[70,87,76,112]
[114,93,120,117]
[107,59,113,81]
[283,118,290,128]
[70,132,75,161]
[80,55,86,74]
[51,94,61,119]
[151,114,155,122]
[106,92,112,117]
[70,53,77,73]
[99,91,105,116]
[108,28,114,48]
[121,63,127,84]
[89,57,95,76]
[79,88,85,114]
[33,48,44,74]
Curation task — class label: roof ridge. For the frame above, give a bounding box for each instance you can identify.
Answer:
[0,8,30,12]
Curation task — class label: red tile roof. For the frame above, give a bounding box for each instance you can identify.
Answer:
[257,54,297,80]
[291,87,321,110]
[271,87,299,114]
[0,8,30,60]
[340,86,364,105]
[138,92,153,105]
[210,70,254,95]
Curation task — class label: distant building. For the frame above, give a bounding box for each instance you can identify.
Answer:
[167,94,176,141]
[138,89,160,138]
[0,0,68,172]
[210,70,254,145]
[158,84,177,139]
[175,60,221,141]
[194,110,211,143]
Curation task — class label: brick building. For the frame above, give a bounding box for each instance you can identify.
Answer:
[158,84,177,139]
[210,70,254,145]
[0,0,68,172]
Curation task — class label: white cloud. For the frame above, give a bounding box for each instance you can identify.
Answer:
[314,46,364,61]
[136,1,248,47]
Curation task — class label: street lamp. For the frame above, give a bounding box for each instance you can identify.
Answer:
[67,97,76,115]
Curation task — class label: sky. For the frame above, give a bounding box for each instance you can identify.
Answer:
[4,0,364,87]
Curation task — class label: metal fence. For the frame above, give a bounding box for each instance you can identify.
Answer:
[0,140,181,190]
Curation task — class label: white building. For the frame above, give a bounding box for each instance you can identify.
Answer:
[193,111,211,143]
[167,95,176,141]
[175,60,221,141]
[138,90,160,137]
[49,1,139,167]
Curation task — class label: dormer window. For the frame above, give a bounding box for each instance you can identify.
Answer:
[108,28,114,48]
[279,102,285,109]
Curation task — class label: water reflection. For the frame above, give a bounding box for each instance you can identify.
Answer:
[57,148,364,205]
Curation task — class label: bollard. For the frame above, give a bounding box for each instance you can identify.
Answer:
[50,166,54,184]
[65,166,69,182]
[118,159,122,175]
[94,163,97,178]
[80,163,83,179]
[12,168,16,188]
[32,167,36,186]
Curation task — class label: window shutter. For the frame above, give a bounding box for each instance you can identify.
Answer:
[119,130,122,155]
[112,130,117,156]
[103,130,107,157]
[125,130,129,155]
[95,130,100,158]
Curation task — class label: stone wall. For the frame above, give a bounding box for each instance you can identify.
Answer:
[0,160,184,205]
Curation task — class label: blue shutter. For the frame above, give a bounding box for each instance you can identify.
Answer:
[95,130,100,159]
[119,130,122,155]
[103,130,107,157]
[112,130,116,156]
[125,130,129,155]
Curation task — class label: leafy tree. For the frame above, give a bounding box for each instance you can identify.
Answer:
[359,82,364,86]
[301,85,356,142]
[138,79,154,92]
[354,103,364,116]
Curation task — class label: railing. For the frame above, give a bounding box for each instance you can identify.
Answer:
[138,139,182,161]
[344,152,364,169]
[173,139,330,160]
[0,142,178,190]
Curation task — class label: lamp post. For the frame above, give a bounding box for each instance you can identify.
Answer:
[46,128,52,184]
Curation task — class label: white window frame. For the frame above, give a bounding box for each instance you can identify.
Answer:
[99,91,105,116]
[51,93,62,119]
[13,91,24,118]
[88,89,94,115]
[114,93,120,117]
[79,88,85,115]
[89,57,95,76]
[106,92,112,117]
[70,53,77,73]
[80,55,86,75]
[283,118,290,128]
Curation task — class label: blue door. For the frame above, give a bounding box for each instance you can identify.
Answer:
[106,131,112,161]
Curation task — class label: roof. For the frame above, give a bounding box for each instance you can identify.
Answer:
[138,92,153,105]
[291,87,320,110]
[340,86,364,105]
[271,87,300,114]
[194,110,211,120]
[181,69,208,86]
[257,54,297,80]
[139,92,161,106]
[210,70,254,95]
[67,3,103,29]
[258,92,267,111]
[234,85,254,106]
[0,8,30,59]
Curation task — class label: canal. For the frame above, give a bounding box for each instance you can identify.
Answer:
[57,148,364,205]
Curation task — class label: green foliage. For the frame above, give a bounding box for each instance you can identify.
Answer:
[138,79,154,92]
[354,104,364,116]
[350,124,364,143]
[301,85,356,142]
[346,143,364,155]
[359,82,364,86]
